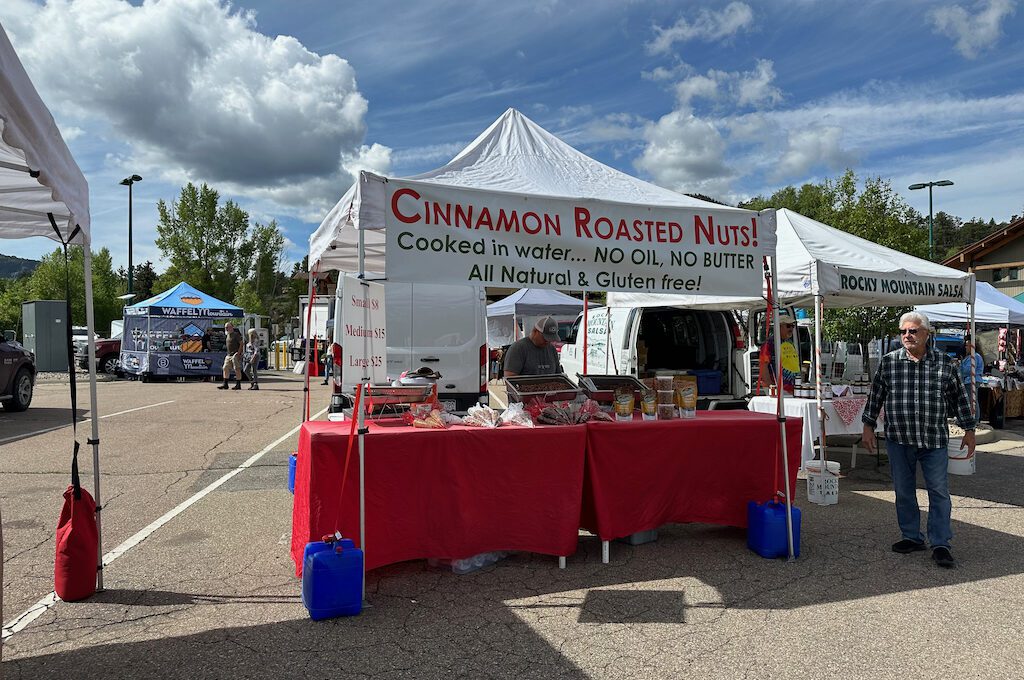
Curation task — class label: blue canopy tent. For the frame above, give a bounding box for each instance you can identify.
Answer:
[120,282,243,379]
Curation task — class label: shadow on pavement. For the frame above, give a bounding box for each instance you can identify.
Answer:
[0,408,83,443]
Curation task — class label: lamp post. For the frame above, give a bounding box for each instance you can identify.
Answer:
[119,174,143,295]
[909,179,953,260]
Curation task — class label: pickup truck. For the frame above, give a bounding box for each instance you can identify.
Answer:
[77,337,121,374]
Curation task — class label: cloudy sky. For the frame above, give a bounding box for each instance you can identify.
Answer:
[2,0,1022,270]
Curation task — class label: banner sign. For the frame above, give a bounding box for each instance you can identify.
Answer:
[125,306,239,318]
[120,350,223,376]
[340,275,387,385]
[383,179,775,296]
[822,266,972,304]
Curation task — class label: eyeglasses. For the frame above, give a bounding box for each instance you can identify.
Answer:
[899,328,922,336]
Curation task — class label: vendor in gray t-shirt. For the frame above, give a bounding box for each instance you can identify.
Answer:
[503,316,562,378]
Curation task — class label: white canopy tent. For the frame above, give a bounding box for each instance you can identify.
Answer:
[609,207,978,490]
[486,288,586,346]
[916,282,1024,326]
[1,22,104,593]
[309,109,797,561]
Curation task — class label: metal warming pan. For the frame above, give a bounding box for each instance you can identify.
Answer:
[576,374,648,404]
[504,374,582,403]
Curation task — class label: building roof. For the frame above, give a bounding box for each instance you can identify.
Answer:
[942,215,1024,270]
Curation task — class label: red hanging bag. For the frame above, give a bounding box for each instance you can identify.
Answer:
[54,442,98,601]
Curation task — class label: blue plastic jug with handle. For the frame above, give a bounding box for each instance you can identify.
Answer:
[302,533,363,619]
[747,499,801,559]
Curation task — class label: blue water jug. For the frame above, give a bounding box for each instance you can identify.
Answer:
[747,500,801,559]
[288,453,297,494]
[302,536,363,619]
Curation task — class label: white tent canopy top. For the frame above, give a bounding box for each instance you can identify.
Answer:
[916,282,1024,326]
[0,24,89,243]
[487,287,585,318]
[309,108,761,275]
[609,208,975,310]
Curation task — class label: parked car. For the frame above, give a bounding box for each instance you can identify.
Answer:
[1,337,35,411]
[77,337,121,374]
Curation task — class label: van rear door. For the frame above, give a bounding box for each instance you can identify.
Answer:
[411,284,486,410]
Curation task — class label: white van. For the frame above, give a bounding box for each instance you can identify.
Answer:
[560,305,750,408]
[330,280,488,413]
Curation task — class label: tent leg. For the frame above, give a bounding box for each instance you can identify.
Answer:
[83,248,104,591]
[602,540,609,564]
[769,255,796,561]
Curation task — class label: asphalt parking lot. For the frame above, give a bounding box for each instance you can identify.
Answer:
[2,375,1024,679]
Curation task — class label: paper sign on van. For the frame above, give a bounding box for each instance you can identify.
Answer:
[341,276,387,384]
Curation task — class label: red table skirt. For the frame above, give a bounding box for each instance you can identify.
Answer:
[580,412,803,540]
[291,411,803,574]
[290,420,587,574]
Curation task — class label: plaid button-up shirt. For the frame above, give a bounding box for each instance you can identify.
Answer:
[862,346,976,449]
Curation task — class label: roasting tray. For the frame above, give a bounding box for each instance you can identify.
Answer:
[576,374,648,403]
[504,374,581,403]
[364,384,436,408]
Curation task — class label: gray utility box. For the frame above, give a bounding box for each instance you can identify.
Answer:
[22,300,70,372]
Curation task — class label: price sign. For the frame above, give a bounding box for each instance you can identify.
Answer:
[340,275,387,385]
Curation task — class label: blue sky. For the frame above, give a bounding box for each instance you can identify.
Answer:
[2,0,1022,271]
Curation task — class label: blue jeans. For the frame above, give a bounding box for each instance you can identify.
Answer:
[886,441,952,548]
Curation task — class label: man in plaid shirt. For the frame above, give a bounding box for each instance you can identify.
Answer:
[862,311,975,569]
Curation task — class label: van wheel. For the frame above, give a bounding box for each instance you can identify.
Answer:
[3,368,33,412]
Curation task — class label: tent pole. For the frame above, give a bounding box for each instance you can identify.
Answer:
[302,270,315,422]
[582,292,588,375]
[970,284,977,418]
[357,228,368,604]
[83,247,104,591]
[769,255,796,560]
[815,295,826,467]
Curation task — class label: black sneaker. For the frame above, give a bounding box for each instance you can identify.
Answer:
[932,546,955,569]
[892,539,927,554]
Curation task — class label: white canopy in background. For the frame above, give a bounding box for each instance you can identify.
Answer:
[0,22,103,594]
[487,287,585,318]
[309,108,771,283]
[486,287,587,347]
[916,282,1024,326]
[609,208,975,309]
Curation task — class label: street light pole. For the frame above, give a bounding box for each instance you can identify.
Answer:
[119,174,143,294]
[909,179,954,260]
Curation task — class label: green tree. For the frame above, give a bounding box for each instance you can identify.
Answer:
[742,170,927,354]
[25,246,122,335]
[0,275,31,336]
[155,183,255,302]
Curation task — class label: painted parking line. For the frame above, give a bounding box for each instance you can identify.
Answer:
[0,400,176,446]
[1,406,327,640]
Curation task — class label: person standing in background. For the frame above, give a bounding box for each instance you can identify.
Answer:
[244,328,261,391]
[217,322,244,390]
[759,308,799,394]
[861,311,975,569]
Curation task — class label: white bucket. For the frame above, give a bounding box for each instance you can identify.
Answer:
[947,437,975,476]
[805,459,840,505]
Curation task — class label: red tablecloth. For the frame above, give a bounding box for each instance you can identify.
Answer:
[290,420,587,574]
[580,412,802,541]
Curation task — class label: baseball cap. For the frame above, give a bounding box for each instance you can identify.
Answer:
[535,316,561,342]
[776,308,795,325]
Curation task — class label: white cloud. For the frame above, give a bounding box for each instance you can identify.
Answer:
[736,59,782,108]
[4,0,390,220]
[772,126,855,180]
[929,0,1017,59]
[634,110,733,196]
[647,2,754,55]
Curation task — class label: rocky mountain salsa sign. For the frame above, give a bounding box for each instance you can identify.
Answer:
[383,179,776,296]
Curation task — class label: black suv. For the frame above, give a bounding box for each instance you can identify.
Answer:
[1,337,35,411]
